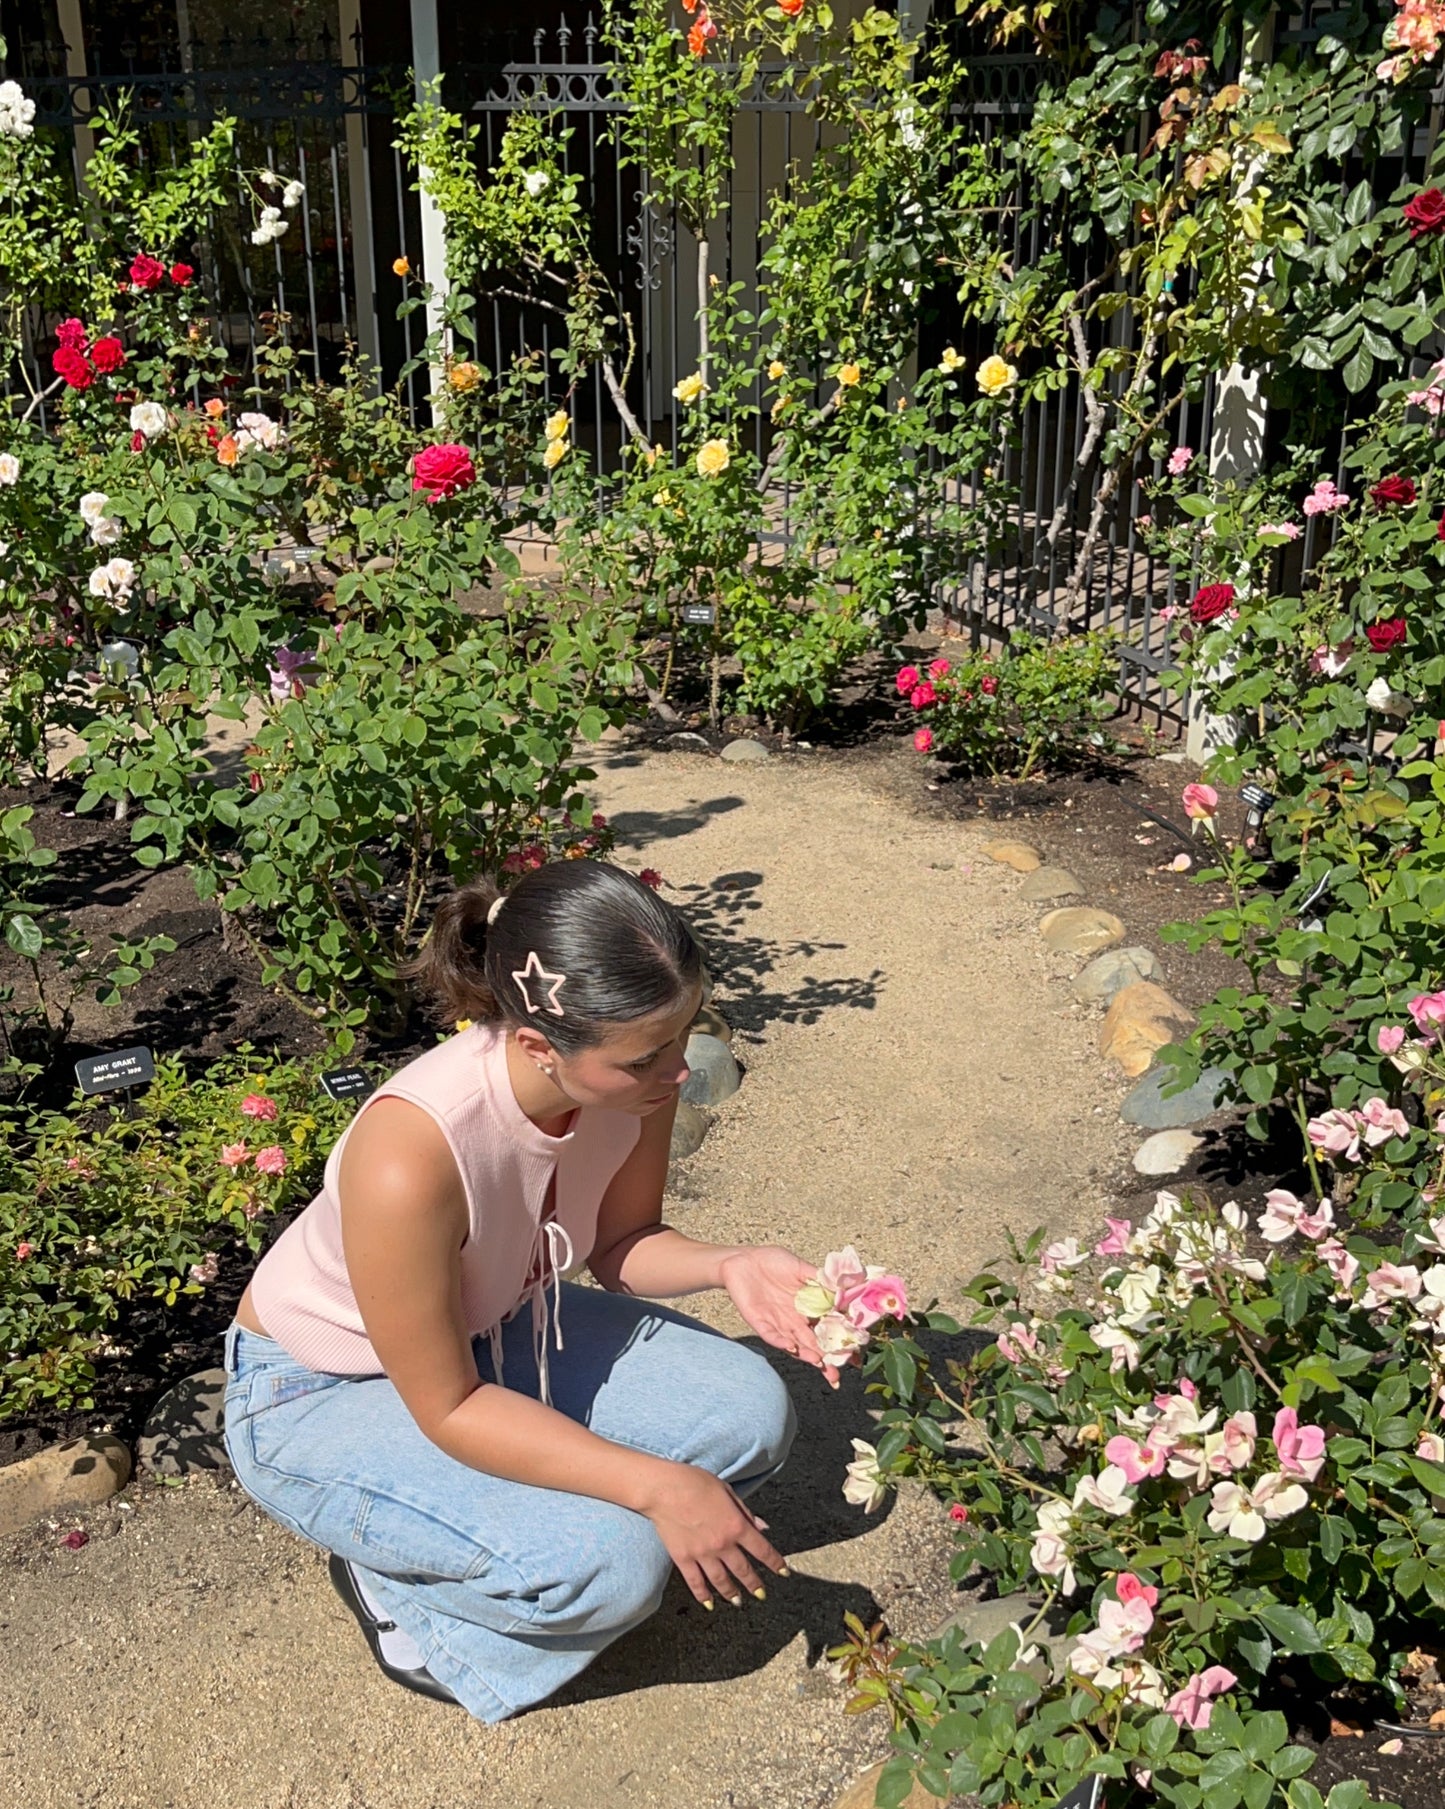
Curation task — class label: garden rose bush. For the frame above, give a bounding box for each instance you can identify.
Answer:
[828,1179,1445,1806]
[899,631,1115,776]
[0,1045,351,1419]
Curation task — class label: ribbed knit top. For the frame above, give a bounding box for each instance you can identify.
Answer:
[250,1023,641,1390]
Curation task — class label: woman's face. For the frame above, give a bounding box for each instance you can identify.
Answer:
[551,986,703,1115]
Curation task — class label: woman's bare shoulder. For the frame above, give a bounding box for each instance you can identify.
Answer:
[337,1096,464,1218]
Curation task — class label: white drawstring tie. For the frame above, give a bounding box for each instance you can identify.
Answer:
[531,1219,573,1407]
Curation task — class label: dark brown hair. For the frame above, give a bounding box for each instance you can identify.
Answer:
[403,861,704,1056]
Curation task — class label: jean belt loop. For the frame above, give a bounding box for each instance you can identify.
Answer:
[223,1322,241,1378]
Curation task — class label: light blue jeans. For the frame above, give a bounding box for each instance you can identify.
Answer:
[222,1283,797,1722]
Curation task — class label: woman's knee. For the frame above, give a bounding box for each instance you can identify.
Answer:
[534,1515,672,1635]
[688,1344,798,1483]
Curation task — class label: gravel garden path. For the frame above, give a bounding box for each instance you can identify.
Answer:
[0,739,1132,1809]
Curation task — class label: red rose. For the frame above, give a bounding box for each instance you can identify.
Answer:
[1404,189,1445,237]
[52,346,93,389]
[1189,582,1236,624]
[1370,474,1417,508]
[90,336,125,374]
[412,441,477,500]
[981,673,999,696]
[1366,617,1408,651]
[130,431,145,452]
[1438,510,1445,541]
[169,262,194,287]
[129,254,166,290]
[638,868,664,890]
[909,681,936,710]
[55,317,88,350]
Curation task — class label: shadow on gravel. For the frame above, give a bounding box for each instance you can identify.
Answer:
[547,1325,984,1710]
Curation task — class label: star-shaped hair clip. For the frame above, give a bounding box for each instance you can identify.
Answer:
[512,950,567,1017]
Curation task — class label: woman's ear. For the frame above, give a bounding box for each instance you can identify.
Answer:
[513,1024,559,1066]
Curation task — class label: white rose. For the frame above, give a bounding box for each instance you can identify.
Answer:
[129,402,169,440]
[842,1439,887,1512]
[1112,1264,1162,1329]
[282,179,305,208]
[1365,676,1409,715]
[79,491,110,526]
[90,516,122,547]
[0,453,19,485]
[523,169,551,197]
[0,80,36,139]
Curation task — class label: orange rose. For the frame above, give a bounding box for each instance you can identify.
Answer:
[203,398,225,418]
[216,435,239,466]
[392,255,410,277]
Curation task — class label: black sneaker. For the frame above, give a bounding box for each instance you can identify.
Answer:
[327,1553,460,1707]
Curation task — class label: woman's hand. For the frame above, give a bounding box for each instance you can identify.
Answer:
[638,1460,788,1609]
[717,1245,844,1389]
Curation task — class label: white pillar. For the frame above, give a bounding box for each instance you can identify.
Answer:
[53,0,96,190]
[409,0,450,417]
[337,0,381,375]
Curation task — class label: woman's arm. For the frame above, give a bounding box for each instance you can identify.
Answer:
[587,1099,746,1296]
[338,1097,786,1607]
[588,1100,843,1388]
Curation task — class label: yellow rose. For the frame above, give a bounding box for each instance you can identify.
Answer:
[448,361,481,392]
[544,409,570,442]
[767,359,786,380]
[542,438,568,470]
[672,372,707,405]
[653,487,675,507]
[392,256,410,277]
[976,354,1018,396]
[837,362,862,387]
[771,395,790,419]
[696,439,730,479]
[644,445,659,466]
[939,346,964,373]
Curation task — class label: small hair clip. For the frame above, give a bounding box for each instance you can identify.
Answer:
[486,894,506,927]
[512,950,566,1017]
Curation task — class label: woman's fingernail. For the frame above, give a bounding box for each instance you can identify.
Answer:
[728,1594,743,1607]
[701,1597,715,1611]
[752,1586,767,1601]
[778,1564,792,1578]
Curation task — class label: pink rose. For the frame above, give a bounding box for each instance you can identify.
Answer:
[928,658,951,679]
[895,666,920,695]
[1105,1434,1170,1484]
[189,1252,219,1285]
[1167,446,1193,476]
[1317,1237,1360,1293]
[1095,1216,1132,1257]
[240,1094,278,1120]
[15,1241,32,1261]
[948,1503,968,1524]
[997,1321,1040,1363]
[1166,1667,1238,1731]
[909,682,936,710]
[219,1143,249,1168]
[254,1146,288,1176]
[913,727,933,754]
[1181,782,1218,821]
[1409,991,1445,1034]
[1359,1096,1409,1146]
[1378,1025,1407,1054]
[1116,1572,1159,1610]
[841,1273,909,1329]
[1214,1411,1257,1473]
[1307,1108,1364,1163]
[1272,1408,1326,1483]
[412,441,477,500]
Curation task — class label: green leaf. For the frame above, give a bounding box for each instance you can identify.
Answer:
[1255,1605,1322,1654]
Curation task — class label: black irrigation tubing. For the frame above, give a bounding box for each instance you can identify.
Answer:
[1133,803,1197,852]
[1375,1720,1445,1740]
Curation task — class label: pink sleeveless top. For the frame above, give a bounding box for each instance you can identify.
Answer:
[249,1023,641,1399]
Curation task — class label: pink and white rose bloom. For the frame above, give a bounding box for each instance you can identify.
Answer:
[1359,1096,1410,1146]
[1166,1666,1238,1731]
[1207,1472,1309,1541]
[1072,1464,1136,1517]
[1257,1189,1335,1243]
[1272,1407,1327,1483]
[839,1272,909,1328]
[814,1312,869,1362]
[1316,1237,1360,1294]
[842,1439,887,1512]
[1418,1431,1445,1463]
[1105,1431,1172,1484]
[1408,991,1445,1035]
[1360,1261,1423,1311]
[1090,1322,1142,1373]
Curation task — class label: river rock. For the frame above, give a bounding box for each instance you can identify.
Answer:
[664,731,713,753]
[0,1435,132,1535]
[833,1762,936,1809]
[1133,1129,1203,1176]
[929,1591,1072,1683]
[719,738,770,763]
[1039,906,1126,956]
[1100,982,1196,1079]
[984,840,1042,872]
[681,1033,740,1106]
[1121,1064,1231,1129]
[1073,945,1161,1005]
[137,1368,229,1477]
[690,1002,733,1045]
[670,1101,712,1163]
[1019,866,1084,902]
